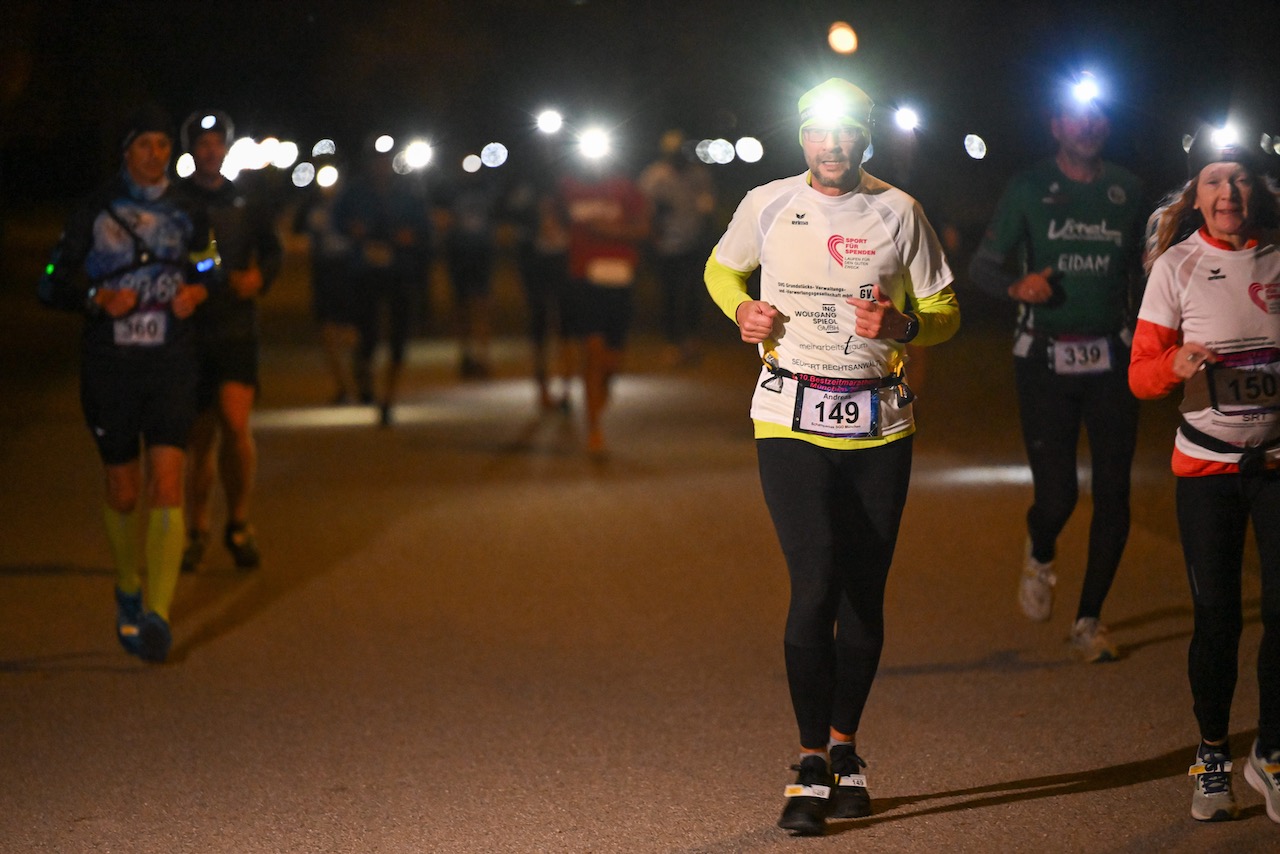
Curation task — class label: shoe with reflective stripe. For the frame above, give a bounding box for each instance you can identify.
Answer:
[1018,542,1056,622]
[1244,738,1280,824]
[1069,617,1119,663]
[1189,745,1238,822]
[829,743,871,818]
[114,587,143,656]
[777,754,830,836]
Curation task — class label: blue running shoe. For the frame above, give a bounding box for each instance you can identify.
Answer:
[136,612,172,664]
[115,587,143,656]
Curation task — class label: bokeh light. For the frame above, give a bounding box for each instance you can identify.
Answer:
[578,127,610,160]
[292,162,316,187]
[480,142,509,167]
[828,21,857,54]
[175,153,195,178]
[735,137,764,163]
[462,154,483,173]
[272,140,299,169]
[536,110,563,134]
[312,139,336,157]
[404,139,433,169]
[374,134,395,153]
[964,134,988,160]
[316,164,339,187]
[708,138,735,164]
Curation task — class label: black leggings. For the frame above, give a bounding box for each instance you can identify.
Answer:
[353,272,416,367]
[1014,357,1139,620]
[1177,472,1280,750]
[758,436,912,749]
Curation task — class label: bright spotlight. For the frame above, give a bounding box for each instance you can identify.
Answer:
[828,21,857,54]
[374,134,395,153]
[578,127,610,160]
[175,152,195,178]
[312,138,336,157]
[316,164,339,187]
[405,139,433,169]
[536,110,563,134]
[480,142,509,167]
[1071,71,1100,104]
[1210,125,1239,148]
[895,108,920,132]
[735,137,764,163]
[963,134,987,160]
[462,154,483,173]
[292,162,316,187]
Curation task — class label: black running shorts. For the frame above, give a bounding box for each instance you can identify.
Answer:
[80,351,198,465]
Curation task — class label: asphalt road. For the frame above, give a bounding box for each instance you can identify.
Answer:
[1,228,1276,852]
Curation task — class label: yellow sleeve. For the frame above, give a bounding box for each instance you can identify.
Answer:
[911,285,960,347]
[704,247,755,323]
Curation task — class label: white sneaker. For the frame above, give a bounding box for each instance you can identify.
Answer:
[1019,544,1056,622]
[1244,738,1280,824]
[1069,617,1119,663]
[1189,745,1238,822]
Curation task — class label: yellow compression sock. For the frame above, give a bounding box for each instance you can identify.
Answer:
[145,506,185,621]
[103,504,141,594]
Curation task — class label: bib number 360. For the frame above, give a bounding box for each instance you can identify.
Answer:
[113,311,167,346]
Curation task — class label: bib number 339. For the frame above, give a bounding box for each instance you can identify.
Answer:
[1052,335,1112,375]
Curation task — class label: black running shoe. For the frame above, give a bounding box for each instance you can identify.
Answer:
[829,743,872,818]
[136,612,172,664]
[180,530,207,574]
[777,754,831,836]
[224,522,261,570]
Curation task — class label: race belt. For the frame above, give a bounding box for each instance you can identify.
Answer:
[760,362,914,440]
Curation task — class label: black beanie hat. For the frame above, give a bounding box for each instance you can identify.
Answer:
[1186,123,1269,179]
[120,103,174,151]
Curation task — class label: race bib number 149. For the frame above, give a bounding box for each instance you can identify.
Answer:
[791,374,880,438]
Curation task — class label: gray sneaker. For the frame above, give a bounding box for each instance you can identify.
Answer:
[1069,618,1119,663]
[1244,738,1280,824]
[1019,542,1056,622]
[1189,745,1238,822]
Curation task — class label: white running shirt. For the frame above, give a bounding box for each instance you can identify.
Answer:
[714,171,953,438]
[1140,230,1280,460]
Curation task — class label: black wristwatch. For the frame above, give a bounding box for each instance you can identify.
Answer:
[896,311,920,343]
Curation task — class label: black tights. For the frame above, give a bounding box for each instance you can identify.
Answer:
[758,436,912,749]
[1177,472,1280,751]
[1014,358,1138,620]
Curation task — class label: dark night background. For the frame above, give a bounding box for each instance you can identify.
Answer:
[1,0,1279,227]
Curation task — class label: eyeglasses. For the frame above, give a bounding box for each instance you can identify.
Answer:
[802,125,867,144]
